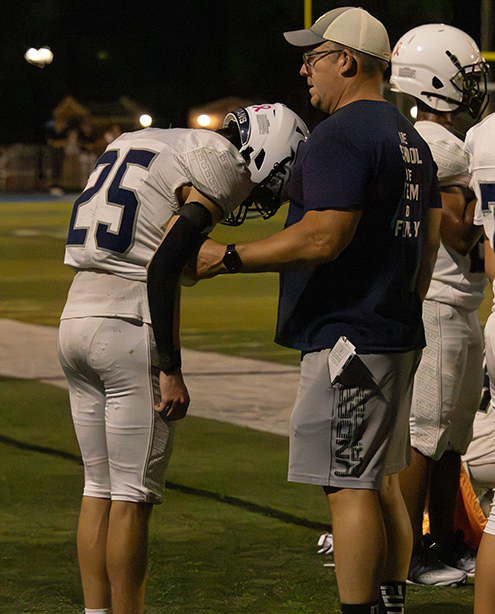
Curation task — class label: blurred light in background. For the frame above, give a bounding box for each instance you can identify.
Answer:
[24,47,53,68]
[187,96,252,130]
[197,114,212,127]
[410,105,418,119]
[189,111,222,130]
[139,114,152,127]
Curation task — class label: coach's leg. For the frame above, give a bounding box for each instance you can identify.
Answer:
[77,496,112,610]
[106,500,153,614]
[327,486,385,604]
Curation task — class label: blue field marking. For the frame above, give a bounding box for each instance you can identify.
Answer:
[0,193,79,203]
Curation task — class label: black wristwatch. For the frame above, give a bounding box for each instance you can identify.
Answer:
[223,244,243,273]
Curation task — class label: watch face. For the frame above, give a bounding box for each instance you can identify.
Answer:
[223,246,242,273]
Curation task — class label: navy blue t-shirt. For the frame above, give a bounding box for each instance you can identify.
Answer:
[275,100,441,354]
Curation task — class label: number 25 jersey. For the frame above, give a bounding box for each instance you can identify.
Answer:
[64,127,254,281]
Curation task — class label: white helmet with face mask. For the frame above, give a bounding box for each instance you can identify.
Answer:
[390,24,489,119]
[221,103,310,225]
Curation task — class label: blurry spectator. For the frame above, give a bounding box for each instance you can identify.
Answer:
[60,119,82,192]
[92,123,122,159]
[45,116,68,195]
[104,122,122,145]
[78,118,97,187]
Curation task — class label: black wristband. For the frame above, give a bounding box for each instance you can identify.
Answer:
[223,244,243,273]
[158,349,182,374]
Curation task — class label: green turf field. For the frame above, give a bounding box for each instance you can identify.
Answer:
[0,199,478,612]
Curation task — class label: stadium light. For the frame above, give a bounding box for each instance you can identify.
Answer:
[197,114,211,127]
[139,114,152,127]
[24,47,53,68]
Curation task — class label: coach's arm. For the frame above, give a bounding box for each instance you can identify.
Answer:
[195,207,362,277]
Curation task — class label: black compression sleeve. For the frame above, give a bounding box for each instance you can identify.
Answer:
[179,201,213,230]
[147,209,210,373]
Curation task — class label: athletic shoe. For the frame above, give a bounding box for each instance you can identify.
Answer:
[434,530,477,578]
[407,544,468,586]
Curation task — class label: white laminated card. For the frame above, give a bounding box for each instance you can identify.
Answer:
[328,336,356,387]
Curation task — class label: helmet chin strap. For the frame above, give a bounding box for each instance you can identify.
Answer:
[419,90,487,120]
[241,146,254,161]
[420,91,461,110]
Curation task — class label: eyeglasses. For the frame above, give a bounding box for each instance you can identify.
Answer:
[302,48,343,74]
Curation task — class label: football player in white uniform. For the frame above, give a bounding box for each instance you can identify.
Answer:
[391,24,489,586]
[58,103,309,614]
[465,111,495,614]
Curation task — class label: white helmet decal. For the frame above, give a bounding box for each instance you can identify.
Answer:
[390,24,489,118]
[222,103,310,225]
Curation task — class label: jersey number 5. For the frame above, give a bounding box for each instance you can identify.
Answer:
[67,148,157,254]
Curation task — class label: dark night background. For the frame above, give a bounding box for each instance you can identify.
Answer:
[0,0,487,143]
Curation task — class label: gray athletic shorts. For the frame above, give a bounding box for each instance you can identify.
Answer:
[288,347,421,490]
[410,300,484,460]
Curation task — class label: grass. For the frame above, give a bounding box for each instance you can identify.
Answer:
[0,198,481,612]
[0,199,299,364]
[0,377,337,614]
[0,377,475,614]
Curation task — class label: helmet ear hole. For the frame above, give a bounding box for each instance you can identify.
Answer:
[432,76,444,89]
[254,149,266,170]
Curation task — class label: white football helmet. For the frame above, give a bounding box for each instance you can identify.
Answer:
[222,103,310,225]
[390,24,489,118]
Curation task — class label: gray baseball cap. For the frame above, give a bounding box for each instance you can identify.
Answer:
[284,6,391,62]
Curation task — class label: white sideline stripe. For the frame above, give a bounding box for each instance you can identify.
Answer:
[0,319,299,436]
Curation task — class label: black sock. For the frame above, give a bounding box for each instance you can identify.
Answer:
[341,602,380,613]
[379,581,406,613]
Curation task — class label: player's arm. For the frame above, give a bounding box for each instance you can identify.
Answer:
[439,186,483,255]
[484,234,495,287]
[415,207,442,302]
[147,187,223,417]
[195,207,362,277]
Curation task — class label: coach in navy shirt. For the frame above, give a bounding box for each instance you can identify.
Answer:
[195,7,442,613]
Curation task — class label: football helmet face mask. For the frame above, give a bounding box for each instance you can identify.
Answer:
[221,103,310,226]
[390,24,489,119]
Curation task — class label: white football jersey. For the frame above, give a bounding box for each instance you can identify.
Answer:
[61,128,255,322]
[466,113,495,251]
[415,121,486,310]
[465,113,495,301]
[414,121,471,188]
[64,127,254,281]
